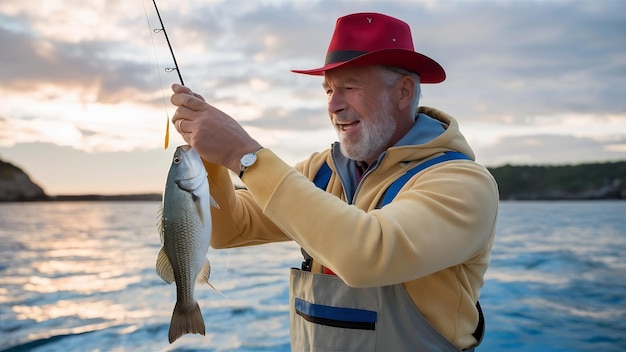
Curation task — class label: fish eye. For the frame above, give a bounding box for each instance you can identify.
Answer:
[173,157,182,164]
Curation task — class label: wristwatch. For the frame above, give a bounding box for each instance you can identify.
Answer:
[239,150,259,178]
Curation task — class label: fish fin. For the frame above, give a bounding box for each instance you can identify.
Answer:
[168,301,205,344]
[155,247,175,284]
[191,193,217,227]
[207,281,226,298]
[210,196,220,209]
[196,259,211,284]
[197,259,226,298]
[192,194,206,226]
[156,203,165,243]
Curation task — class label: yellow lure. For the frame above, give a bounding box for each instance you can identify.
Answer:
[164,116,170,149]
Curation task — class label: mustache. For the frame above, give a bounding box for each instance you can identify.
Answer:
[333,113,360,124]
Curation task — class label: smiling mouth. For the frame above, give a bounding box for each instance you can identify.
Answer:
[337,121,360,131]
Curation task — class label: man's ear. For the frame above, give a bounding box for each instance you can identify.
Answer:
[397,75,416,111]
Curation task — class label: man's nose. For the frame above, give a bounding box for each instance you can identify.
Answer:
[328,91,346,114]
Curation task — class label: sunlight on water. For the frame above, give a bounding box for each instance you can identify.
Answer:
[479,201,626,351]
[23,273,143,294]
[523,297,626,320]
[485,270,571,285]
[13,299,151,323]
[25,322,117,346]
[0,201,625,351]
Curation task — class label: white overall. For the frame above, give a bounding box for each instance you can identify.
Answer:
[289,268,477,352]
[291,151,483,351]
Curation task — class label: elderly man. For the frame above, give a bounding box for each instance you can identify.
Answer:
[171,12,498,352]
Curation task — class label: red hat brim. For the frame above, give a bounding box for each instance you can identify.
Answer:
[291,48,446,83]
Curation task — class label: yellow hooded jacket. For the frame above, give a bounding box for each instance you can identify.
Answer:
[204,107,499,349]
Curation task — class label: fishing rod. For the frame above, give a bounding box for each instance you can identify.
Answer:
[151,0,184,86]
[146,0,184,148]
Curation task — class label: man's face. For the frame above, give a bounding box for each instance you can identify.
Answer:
[323,66,398,163]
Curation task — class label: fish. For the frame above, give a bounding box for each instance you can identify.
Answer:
[156,144,218,343]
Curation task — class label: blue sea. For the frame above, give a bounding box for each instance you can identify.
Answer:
[0,201,624,351]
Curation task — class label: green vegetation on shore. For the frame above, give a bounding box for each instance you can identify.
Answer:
[487,160,626,200]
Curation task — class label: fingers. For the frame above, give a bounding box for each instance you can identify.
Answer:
[170,84,206,138]
[192,92,206,102]
[171,83,190,94]
[172,107,195,135]
[175,119,187,134]
[170,84,207,111]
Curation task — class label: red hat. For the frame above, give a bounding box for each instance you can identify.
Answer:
[292,13,445,83]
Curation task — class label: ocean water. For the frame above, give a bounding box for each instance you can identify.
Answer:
[0,200,624,351]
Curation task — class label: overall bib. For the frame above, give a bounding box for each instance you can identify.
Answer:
[290,152,484,351]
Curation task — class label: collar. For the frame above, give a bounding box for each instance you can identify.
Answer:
[330,113,447,203]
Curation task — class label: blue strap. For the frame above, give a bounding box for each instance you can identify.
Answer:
[311,151,470,206]
[312,162,332,190]
[380,151,470,207]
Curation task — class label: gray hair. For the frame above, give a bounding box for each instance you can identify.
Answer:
[377,66,421,117]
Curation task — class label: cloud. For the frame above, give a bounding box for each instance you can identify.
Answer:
[420,1,626,122]
[244,106,329,131]
[478,134,626,166]
[3,0,624,117]
[0,0,625,173]
[0,21,158,107]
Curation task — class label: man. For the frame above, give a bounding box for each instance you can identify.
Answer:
[171,12,498,352]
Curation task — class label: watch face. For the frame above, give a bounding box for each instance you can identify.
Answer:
[241,153,257,167]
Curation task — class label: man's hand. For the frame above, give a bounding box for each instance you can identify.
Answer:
[170,83,262,174]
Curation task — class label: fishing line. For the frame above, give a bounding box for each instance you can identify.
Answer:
[141,0,170,149]
[141,0,184,149]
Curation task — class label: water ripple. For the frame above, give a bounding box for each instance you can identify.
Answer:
[1,201,625,351]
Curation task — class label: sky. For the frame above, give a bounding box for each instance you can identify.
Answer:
[0,0,625,195]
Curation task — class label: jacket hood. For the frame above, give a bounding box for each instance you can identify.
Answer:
[381,107,475,166]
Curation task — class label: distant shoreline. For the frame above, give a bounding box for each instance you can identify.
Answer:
[8,193,164,202]
[3,157,624,202]
[2,193,624,203]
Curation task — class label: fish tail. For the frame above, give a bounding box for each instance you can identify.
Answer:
[168,301,206,343]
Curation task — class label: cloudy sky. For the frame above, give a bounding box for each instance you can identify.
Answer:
[0,0,624,195]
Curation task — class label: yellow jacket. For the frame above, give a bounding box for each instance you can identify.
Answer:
[204,107,498,349]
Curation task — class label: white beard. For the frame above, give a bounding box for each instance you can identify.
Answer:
[338,93,396,162]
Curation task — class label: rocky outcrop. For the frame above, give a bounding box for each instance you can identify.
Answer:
[0,159,48,201]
